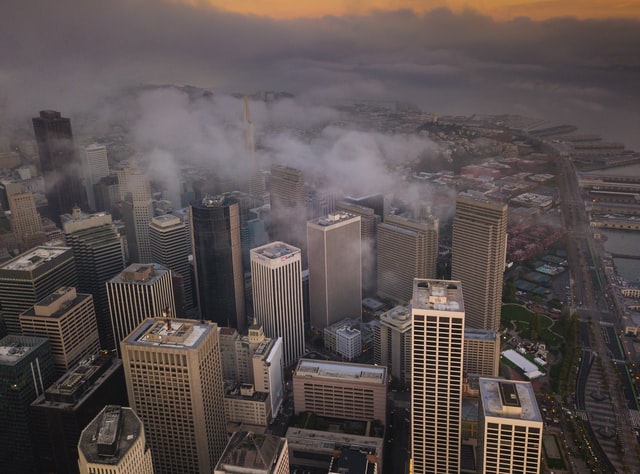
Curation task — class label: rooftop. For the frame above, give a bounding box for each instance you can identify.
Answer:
[479,378,542,422]
[0,335,48,365]
[464,328,497,341]
[380,305,412,327]
[21,287,91,319]
[150,214,183,228]
[125,318,213,349]
[0,246,70,273]
[412,279,464,313]
[78,406,143,465]
[309,211,359,228]
[251,241,300,260]
[110,263,169,285]
[294,359,386,384]
[215,431,286,473]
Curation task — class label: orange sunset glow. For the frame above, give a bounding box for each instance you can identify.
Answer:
[185,0,640,20]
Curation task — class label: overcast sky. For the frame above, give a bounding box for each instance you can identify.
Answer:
[2,0,639,148]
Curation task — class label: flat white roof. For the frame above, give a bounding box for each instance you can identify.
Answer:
[413,279,464,313]
[295,359,386,384]
[0,246,70,272]
[479,378,543,422]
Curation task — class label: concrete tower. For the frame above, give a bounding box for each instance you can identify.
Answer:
[150,214,194,311]
[7,188,45,252]
[32,110,88,223]
[0,245,78,335]
[307,212,362,330]
[411,279,465,474]
[377,213,439,304]
[372,304,412,385]
[121,318,227,473]
[190,194,246,332]
[62,209,126,349]
[82,144,110,211]
[250,242,305,367]
[120,169,153,263]
[478,379,543,474]
[451,193,507,331]
[106,263,176,355]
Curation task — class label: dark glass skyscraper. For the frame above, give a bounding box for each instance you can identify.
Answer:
[190,194,246,332]
[32,110,87,223]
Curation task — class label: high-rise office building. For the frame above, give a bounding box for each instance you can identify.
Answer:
[32,110,87,223]
[82,144,110,211]
[121,318,228,473]
[336,200,381,295]
[20,287,100,376]
[377,213,439,304]
[62,208,125,349]
[149,214,194,311]
[372,304,412,384]
[269,165,306,255]
[251,242,305,367]
[478,378,543,474]
[307,212,361,330]
[30,352,128,474]
[190,194,246,332]
[214,431,289,474]
[107,263,175,355]
[78,405,154,474]
[121,172,154,264]
[464,328,501,377]
[0,245,77,335]
[94,175,120,214]
[7,188,45,252]
[451,193,507,331]
[411,279,465,474]
[0,335,56,474]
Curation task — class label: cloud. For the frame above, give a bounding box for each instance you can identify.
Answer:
[0,0,638,148]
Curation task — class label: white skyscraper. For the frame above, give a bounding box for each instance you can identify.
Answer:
[251,242,305,367]
[411,279,464,474]
[478,378,544,474]
[119,168,153,263]
[307,212,361,330]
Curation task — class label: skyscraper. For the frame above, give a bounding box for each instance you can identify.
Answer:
[121,318,228,473]
[251,242,305,367]
[107,263,176,355]
[377,212,439,304]
[307,212,361,330]
[149,214,194,311]
[190,194,246,332]
[19,286,100,376]
[82,143,110,211]
[269,165,306,255]
[464,328,501,377]
[78,405,154,474]
[411,279,465,474]
[0,245,77,335]
[0,335,56,474]
[478,378,543,474]
[451,193,507,331]
[32,110,87,223]
[121,169,154,263]
[372,304,412,385]
[7,188,45,252]
[62,208,125,349]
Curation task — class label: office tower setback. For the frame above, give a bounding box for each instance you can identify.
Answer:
[464,328,501,377]
[251,242,305,367]
[452,193,507,331]
[373,304,412,384]
[292,359,387,422]
[78,405,154,474]
[0,335,56,474]
[8,188,45,251]
[32,110,87,222]
[20,287,100,376]
[478,379,543,474]
[307,212,362,330]
[83,144,110,211]
[121,318,228,473]
[31,352,128,474]
[0,245,77,335]
[62,208,125,349]
[214,431,289,474]
[150,214,194,310]
[107,263,176,355]
[377,213,439,304]
[190,194,246,332]
[336,200,381,294]
[411,279,465,474]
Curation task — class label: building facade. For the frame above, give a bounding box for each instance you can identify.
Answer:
[463,328,501,377]
[190,194,246,332]
[250,242,305,367]
[451,193,507,331]
[121,318,228,473]
[478,379,543,474]
[82,144,110,212]
[293,359,387,423]
[307,212,362,330]
[373,304,412,384]
[411,279,465,474]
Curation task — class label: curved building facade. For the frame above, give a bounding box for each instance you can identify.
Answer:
[190,195,246,332]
